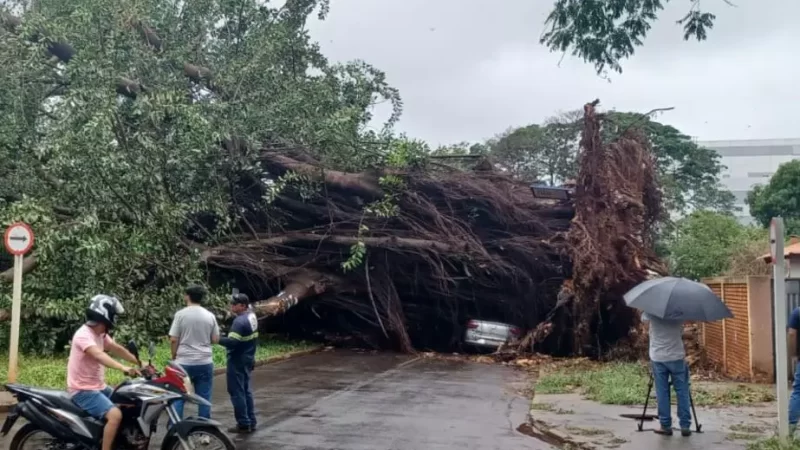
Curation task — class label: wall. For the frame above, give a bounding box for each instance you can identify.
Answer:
[748,276,775,379]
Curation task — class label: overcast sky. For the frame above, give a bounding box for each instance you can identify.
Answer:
[308,0,799,147]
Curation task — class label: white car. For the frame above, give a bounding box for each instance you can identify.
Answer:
[464,319,521,349]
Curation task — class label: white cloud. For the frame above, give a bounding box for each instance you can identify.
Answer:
[309,0,800,146]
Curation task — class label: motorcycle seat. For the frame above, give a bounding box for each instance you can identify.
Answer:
[6,384,90,417]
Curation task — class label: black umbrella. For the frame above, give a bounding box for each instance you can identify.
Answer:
[623,277,733,322]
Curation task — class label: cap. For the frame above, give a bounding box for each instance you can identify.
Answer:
[230,293,250,305]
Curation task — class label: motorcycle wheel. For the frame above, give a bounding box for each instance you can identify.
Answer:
[165,426,235,450]
[9,423,67,450]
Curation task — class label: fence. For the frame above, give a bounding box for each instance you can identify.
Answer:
[701,276,773,380]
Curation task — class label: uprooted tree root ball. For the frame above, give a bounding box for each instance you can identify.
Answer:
[196,101,664,355]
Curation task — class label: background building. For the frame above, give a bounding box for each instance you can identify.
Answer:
[696,138,800,225]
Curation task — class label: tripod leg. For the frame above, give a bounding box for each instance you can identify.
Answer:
[689,384,702,432]
[639,374,653,431]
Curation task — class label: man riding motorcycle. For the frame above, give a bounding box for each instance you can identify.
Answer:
[67,295,141,450]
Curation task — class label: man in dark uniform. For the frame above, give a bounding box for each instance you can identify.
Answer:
[220,293,258,434]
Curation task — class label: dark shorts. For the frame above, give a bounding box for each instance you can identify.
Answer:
[71,386,114,419]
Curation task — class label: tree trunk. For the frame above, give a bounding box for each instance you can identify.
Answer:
[252,270,329,318]
[0,256,38,283]
[260,154,383,199]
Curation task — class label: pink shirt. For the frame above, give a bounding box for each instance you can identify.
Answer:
[67,325,113,394]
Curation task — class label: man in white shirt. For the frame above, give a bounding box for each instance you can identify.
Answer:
[169,284,220,419]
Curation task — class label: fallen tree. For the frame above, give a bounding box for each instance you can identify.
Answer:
[0,101,661,356]
[0,0,664,356]
[191,101,662,355]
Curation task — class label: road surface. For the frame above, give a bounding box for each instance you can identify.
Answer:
[2,349,550,449]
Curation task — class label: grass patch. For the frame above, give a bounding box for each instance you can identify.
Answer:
[535,361,776,406]
[748,437,800,450]
[0,336,316,389]
[728,433,764,441]
[536,362,649,405]
[731,423,769,434]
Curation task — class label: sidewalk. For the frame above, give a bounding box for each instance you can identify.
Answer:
[529,392,777,449]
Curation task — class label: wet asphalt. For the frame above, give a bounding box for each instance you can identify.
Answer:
[214,349,549,449]
[1,349,550,449]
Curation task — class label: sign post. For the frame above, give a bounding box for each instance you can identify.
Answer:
[771,217,789,439]
[4,222,34,383]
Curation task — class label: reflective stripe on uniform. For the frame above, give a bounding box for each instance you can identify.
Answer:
[228,331,259,341]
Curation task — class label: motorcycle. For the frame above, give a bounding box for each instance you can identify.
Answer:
[1,341,235,450]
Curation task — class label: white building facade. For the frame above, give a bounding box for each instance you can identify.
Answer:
[696,138,800,225]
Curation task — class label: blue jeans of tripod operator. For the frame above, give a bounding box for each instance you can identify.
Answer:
[652,359,691,431]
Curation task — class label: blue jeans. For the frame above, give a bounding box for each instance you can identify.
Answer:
[652,360,691,430]
[227,362,256,428]
[174,363,214,420]
[789,361,800,425]
[72,386,114,419]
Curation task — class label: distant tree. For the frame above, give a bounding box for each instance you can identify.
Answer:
[430,141,488,170]
[542,0,724,75]
[487,125,549,182]
[604,112,735,214]
[487,111,582,185]
[747,160,800,234]
[666,210,763,280]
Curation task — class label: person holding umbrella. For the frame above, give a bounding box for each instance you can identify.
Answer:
[625,276,733,437]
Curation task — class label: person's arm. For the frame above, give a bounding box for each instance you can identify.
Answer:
[106,339,140,366]
[211,317,220,345]
[85,346,136,375]
[219,316,247,349]
[169,314,181,360]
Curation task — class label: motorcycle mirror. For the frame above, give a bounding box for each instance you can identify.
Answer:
[148,342,156,360]
[126,340,140,363]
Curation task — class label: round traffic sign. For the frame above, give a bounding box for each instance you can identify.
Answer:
[4,223,34,256]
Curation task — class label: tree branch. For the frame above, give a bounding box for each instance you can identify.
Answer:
[0,255,38,283]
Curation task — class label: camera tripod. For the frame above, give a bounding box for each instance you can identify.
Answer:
[632,371,703,433]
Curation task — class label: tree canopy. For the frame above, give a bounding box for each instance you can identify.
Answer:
[747,160,800,234]
[478,110,732,215]
[543,0,721,74]
[665,210,765,280]
[0,0,406,352]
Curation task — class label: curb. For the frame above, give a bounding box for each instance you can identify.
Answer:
[0,345,326,413]
[527,418,592,449]
[526,367,592,450]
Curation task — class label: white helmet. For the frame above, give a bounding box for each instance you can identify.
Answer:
[86,294,124,329]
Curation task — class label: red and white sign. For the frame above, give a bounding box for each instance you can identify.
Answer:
[4,223,34,256]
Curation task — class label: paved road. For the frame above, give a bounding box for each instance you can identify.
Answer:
[2,350,550,449]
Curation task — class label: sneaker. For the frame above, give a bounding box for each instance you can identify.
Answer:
[654,427,673,436]
[681,429,692,437]
[227,425,254,434]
